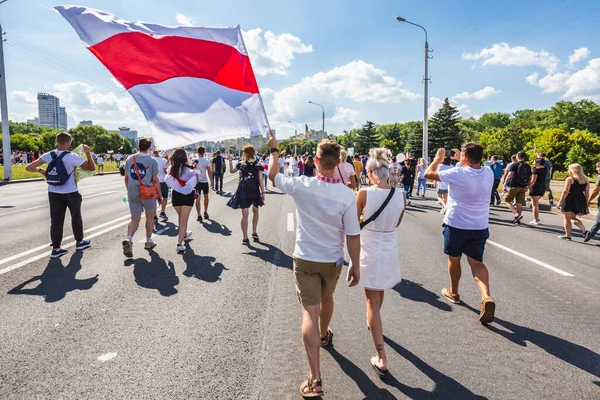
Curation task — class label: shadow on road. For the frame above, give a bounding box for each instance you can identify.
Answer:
[8,251,98,303]
[461,302,600,381]
[153,221,179,237]
[128,249,179,296]
[201,219,232,237]
[182,243,228,283]
[245,242,293,270]
[393,280,451,312]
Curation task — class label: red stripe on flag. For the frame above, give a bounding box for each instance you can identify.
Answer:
[88,32,259,93]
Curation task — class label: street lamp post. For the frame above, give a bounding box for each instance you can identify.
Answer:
[287,121,298,155]
[308,101,325,142]
[0,0,12,180]
[396,16,431,159]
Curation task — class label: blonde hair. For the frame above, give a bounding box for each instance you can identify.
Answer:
[419,158,427,168]
[242,145,255,162]
[316,139,341,169]
[340,149,348,162]
[366,148,390,182]
[568,163,588,184]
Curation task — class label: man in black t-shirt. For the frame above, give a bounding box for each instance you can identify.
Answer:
[504,151,532,224]
[401,160,414,205]
[211,151,225,193]
[584,161,600,242]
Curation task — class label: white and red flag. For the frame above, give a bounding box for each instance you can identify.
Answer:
[55,5,270,149]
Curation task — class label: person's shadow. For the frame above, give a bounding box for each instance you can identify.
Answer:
[128,249,179,296]
[461,302,600,381]
[201,219,232,237]
[182,243,228,283]
[392,280,452,312]
[245,242,293,270]
[8,252,98,303]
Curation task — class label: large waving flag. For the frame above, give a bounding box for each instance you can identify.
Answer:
[55,5,270,149]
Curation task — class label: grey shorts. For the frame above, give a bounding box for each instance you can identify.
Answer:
[129,198,157,216]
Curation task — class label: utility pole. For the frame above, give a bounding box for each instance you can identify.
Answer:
[0,22,11,180]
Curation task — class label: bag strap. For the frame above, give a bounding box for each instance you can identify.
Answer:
[337,165,343,182]
[132,155,144,183]
[360,188,396,230]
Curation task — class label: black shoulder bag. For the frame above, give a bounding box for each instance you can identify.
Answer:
[360,188,396,230]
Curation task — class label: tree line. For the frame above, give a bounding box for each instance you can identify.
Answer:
[3,122,134,154]
[335,99,600,174]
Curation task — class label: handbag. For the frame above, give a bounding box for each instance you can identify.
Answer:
[360,188,396,230]
[133,155,158,200]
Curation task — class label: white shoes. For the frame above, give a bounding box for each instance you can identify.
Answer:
[184,230,193,241]
[528,220,540,226]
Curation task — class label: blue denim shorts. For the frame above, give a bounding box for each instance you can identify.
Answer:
[442,225,489,262]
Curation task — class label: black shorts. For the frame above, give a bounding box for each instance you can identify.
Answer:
[529,187,545,197]
[443,225,489,262]
[172,191,195,207]
[160,182,169,199]
[195,182,209,195]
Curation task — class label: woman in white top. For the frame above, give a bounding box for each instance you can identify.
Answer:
[356,148,405,378]
[165,148,197,253]
[389,161,400,187]
[436,157,453,214]
[334,149,357,189]
[416,158,427,197]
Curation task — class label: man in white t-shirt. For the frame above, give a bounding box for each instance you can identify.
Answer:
[193,146,213,222]
[268,134,360,398]
[152,150,169,220]
[96,154,104,174]
[424,144,496,324]
[26,132,96,259]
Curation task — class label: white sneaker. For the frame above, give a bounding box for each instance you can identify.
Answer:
[176,244,186,253]
[441,206,447,215]
[184,230,193,240]
[528,220,540,226]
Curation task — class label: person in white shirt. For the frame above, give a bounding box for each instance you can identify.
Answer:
[26,132,96,258]
[152,150,169,220]
[424,144,496,324]
[193,146,213,222]
[96,154,104,174]
[436,157,453,213]
[268,134,360,399]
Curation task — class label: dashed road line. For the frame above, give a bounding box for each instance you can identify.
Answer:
[287,213,294,232]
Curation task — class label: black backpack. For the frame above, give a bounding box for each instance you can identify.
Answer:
[241,162,260,193]
[513,161,532,187]
[46,151,73,186]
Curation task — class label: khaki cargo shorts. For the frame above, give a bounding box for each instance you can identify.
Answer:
[293,258,342,307]
[505,187,526,204]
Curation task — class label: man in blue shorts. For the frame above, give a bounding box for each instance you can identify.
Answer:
[424,143,496,324]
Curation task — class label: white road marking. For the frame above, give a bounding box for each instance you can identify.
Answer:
[0,220,131,275]
[97,352,117,362]
[487,240,574,277]
[0,191,118,217]
[287,213,294,232]
[138,226,171,242]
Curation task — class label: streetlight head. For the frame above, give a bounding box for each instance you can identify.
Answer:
[308,101,313,104]
[396,16,406,22]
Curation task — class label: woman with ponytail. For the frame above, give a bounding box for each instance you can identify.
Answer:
[356,148,405,378]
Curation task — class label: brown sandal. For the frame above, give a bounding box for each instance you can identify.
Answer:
[320,328,333,348]
[441,288,461,304]
[300,377,323,398]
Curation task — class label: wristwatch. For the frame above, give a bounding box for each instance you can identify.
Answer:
[270,147,279,154]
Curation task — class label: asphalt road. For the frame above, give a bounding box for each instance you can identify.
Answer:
[0,175,599,400]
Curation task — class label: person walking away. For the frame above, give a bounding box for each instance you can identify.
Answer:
[489,155,504,206]
[400,160,413,205]
[261,154,270,190]
[226,145,265,244]
[26,132,95,258]
[536,150,554,205]
[292,156,300,177]
[115,153,122,168]
[556,163,590,241]
[389,160,399,188]
[334,149,357,189]
[267,135,360,398]
[527,158,547,225]
[407,154,417,196]
[356,148,405,378]
[298,156,304,176]
[424,145,496,324]
[122,138,162,258]
[436,156,453,213]
[416,158,427,197]
[211,151,225,194]
[165,148,197,253]
[584,161,600,242]
[303,156,317,177]
[152,150,169,221]
[193,146,213,222]
[353,155,364,188]
[500,154,517,198]
[504,151,532,224]
[96,153,104,175]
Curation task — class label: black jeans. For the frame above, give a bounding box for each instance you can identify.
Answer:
[49,191,84,249]
[545,180,554,201]
[213,173,224,191]
[491,178,501,204]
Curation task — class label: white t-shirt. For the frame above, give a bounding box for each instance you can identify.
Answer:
[153,156,168,183]
[436,164,453,190]
[438,165,494,230]
[41,150,85,194]
[96,155,104,166]
[275,174,361,263]
[417,164,426,179]
[165,166,197,194]
[194,157,211,183]
[390,162,399,174]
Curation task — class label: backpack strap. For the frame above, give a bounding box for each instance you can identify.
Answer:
[360,188,396,230]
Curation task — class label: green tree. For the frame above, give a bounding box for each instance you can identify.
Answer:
[549,100,600,134]
[475,112,510,132]
[380,139,398,153]
[10,134,38,151]
[356,121,379,154]
[428,97,462,155]
[69,125,109,149]
[406,121,423,156]
[120,138,133,154]
[530,128,571,172]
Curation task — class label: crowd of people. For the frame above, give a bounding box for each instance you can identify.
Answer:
[24,131,599,398]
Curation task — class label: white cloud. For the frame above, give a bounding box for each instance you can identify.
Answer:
[428,97,470,117]
[568,47,590,65]
[330,107,361,128]
[11,91,37,104]
[463,42,559,72]
[452,86,501,100]
[175,13,193,27]
[526,72,539,85]
[242,28,312,76]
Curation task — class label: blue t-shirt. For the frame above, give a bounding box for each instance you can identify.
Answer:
[544,160,553,181]
[490,162,504,180]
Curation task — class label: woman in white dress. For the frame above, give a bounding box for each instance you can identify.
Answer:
[356,148,406,378]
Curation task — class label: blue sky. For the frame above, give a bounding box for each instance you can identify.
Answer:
[2,0,600,138]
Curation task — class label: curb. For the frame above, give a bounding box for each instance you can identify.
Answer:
[0,171,121,185]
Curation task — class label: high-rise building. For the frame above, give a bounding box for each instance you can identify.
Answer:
[37,93,68,130]
[79,120,93,126]
[27,117,39,126]
[59,107,68,130]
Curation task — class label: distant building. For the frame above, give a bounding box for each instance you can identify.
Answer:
[59,107,68,130]
[115,127,138,147]
[79,120,93,126]
[27,117,39,126]
[250,134,265,151]
[37,93,62,130]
